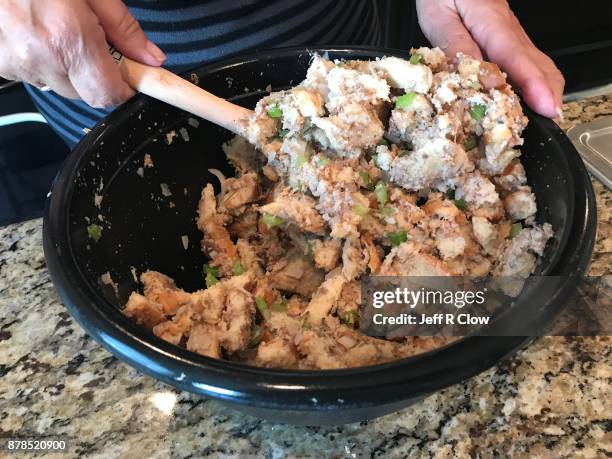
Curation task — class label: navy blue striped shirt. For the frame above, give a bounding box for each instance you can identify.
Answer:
[26,0,381,147]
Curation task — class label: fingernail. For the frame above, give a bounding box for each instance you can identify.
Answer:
[146,40,166,63]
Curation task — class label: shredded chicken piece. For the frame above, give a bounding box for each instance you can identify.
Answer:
[219,172,260,214]
[141,271,192,315]
[380,241,453,277]
[123,293,166,328]
[305,268,347,326]
[187,323,221,358]
[259,188,326,235]
[197,184,238,275]
[256,337,299,368]
[341,236,369,280]
[267,251,324,297]
[312,238,342,271]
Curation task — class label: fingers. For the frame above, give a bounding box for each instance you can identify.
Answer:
[416,0,482,60]
[67,21,135,108]
[88,0,166,66]
[528,49,565,111]
[455,0,564,117]
[34,72,80,100]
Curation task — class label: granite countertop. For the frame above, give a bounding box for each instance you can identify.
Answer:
[1,96,611,459]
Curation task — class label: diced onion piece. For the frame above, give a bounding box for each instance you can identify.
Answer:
[208,168,227,199]
[160,183,172,197]
[337,335,357,349]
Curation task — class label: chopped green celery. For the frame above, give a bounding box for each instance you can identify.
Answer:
[470,103,486,121]
[374,181,388,207]
[255,296,271,320]
[271,298,288,312]
[409,53,422,65]
[262,212,285,228]
[358,171,374,190]
[204,272,218,288]
[509,222,522,238]
[377,138,390,147]
[353,203,369,217]
[232,261,245,276]
[278,128,290,137]
[267,105,282,118]
[454,198,468,210]
[463,135,478,151]
[248,325,263,347]
[340,309,359,326]
[87,224,102,242]
[446,189,456,200]
[294,152,309,169]
[379,206,396,217]
[316,156,329,167]
[203,264,219,277]
[388,229,408,246]
[395,92,416,109]
[203,264,220,287]
[470,81,482,90]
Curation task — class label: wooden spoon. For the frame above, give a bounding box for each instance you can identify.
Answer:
[115,52,253,136]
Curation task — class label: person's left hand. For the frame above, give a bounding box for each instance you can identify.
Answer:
[416,0,564,119]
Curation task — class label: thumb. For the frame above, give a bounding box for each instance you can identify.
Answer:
[88,0,166,66]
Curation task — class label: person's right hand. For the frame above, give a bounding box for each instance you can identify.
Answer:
[416,0,564,119]
[0,0,166,108]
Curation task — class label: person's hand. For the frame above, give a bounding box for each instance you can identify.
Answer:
[416,0,564,118]
[0,0,166,108]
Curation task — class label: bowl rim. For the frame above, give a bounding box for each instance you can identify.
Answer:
[43,45,597,409]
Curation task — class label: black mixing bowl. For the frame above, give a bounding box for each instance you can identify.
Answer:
[43,47,596,424]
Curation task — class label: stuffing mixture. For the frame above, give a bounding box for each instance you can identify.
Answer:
[123,48,553,369]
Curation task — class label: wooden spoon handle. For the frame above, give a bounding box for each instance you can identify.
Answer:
[117,56,253,135]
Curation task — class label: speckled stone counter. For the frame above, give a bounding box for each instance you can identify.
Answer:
[1,96,611,458]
